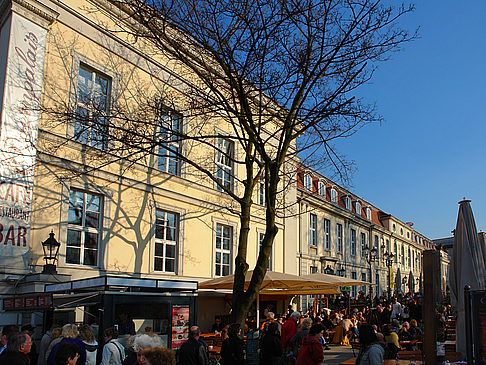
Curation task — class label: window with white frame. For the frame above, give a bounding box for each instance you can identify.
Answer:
[157,109,182,176]
[215,224,232,276]
[351,229,357,256]
[401,245,405,264]
[259,178,265,206]
[216,137,234,192]
[408,247,411,267]
[259,232,272,270]
[74,64,111,149]
[365,207,371,220]
[324,219,331,250]
[361,272,367,294]
[154,210,178,273]
[394,241,398,260]
[412,250,415,269]
[386,239,390,253]
[309,213,317,247]
[330,188,338,203]
[318,182,326,196]
[344,196,351,210]
[67,189,102,266]
[354,201,361,215]
[351,272,357,297]
[310,265,318,274]
[374,235,379,259]
[304,174,312,190]
[361,232,366,258]
[336,223,343,253]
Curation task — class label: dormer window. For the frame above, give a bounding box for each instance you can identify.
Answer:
[330,188,338,203]
[343,196,351,210]
[318,182,326,196]
[365,206,371,220]
[304,174,312,190]
[354,201,361,215]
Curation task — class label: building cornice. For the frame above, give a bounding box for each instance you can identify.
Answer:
[0,0,58,29]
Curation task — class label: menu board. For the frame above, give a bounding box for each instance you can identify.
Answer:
[470,290,486,364]
[171,305,190,349]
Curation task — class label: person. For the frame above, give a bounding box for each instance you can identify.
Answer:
[220,323,245,365]
[259,322,282,365]
[408,319,422,339]
[260,312,276,332]
[289,317,312,358]
[295,324,324,365]
[101,327,125,365]
[355,324,384,365]
[178,326,208,365]
[38,326,60,365]
[382,324,400,359]
[124,333,164,365]
[390,298,403,320]
[0,325,19,355]
[78,325,98,365]
[46,324,86,365]
[0,332,32,365]
[210,317,224,333]
[281,312,301,351]
[398,322,413,341]
[118,313,136,336]
[54,342,80,365]
[142,347,176,365]
[21,325,38,365]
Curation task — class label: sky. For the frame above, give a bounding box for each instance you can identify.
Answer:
[335,1,486,239]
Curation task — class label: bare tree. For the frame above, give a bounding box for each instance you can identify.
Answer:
[45,0,416,324]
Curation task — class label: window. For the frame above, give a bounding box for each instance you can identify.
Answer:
[361,233,366,258]
[361,272,367,294]
[304,174,312,190]
[258,178,265,206]
[408,247,411,267]
[376,273,380,296]
[365,207,371,220]
[374,235,379,259]
[74,64,111,149]
[400,228,404,235]
[259,232,272,270]
[216,137,234,192]
[343,196,351,210]
[336,223,343,253]
[386,239,390,253]
[310,265,318,274]
[412,250,415,269]
[350,229,357,256]
[401,245,405,264]
[157,109,181,175]
[324,219,331,250]
[215,224,232,276]
[309,214,317,247]
[394,241,398,260]
[351,272,357,297]
[155,210,178,273]
[354,201,361,215]
[330,188,338,203]
[67,189,102,266]
[318,182,326,196]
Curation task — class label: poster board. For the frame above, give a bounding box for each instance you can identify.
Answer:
[470,290,486,364]
[171,305,189,349]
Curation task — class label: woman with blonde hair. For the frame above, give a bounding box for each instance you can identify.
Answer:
[46,324,86,365]
[78,325,98,365]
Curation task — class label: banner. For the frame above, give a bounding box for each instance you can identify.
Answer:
[171,305,190,349]
[0,13,47,258]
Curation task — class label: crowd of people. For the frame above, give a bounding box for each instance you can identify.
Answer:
[0,292,451,365]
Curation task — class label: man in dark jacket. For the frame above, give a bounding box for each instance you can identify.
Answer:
[179,326,208,365]
[0,332,32,365]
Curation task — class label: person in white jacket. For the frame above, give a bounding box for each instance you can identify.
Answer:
[101,327,125,365]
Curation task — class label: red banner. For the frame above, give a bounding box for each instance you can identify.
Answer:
[171,305,190,349]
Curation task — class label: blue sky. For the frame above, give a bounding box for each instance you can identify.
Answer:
[337,1,486,239]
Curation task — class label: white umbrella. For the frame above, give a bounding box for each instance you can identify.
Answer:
[449,199,486,358]
[302,273,372,287]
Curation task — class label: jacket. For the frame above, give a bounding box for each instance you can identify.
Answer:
[295,335,324,365]
[179,337,208,365]
[281,319,297,349]
[101,339,125,365]
[259,333,282,365]
[220,336,245,365]
[47,338,86,365]
[289,328,309,357]
[83,340,98,365]
[0,351,30,365]
[355,343,385,365]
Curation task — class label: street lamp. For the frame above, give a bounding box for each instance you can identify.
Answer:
[364,245,377,307]
[402,275,408,294]
[42,231,60,274]
[383,251,395,299]
[337,266,346,277]
[324,265,335,275]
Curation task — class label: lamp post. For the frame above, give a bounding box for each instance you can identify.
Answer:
[337,266,346,277]
[402,276,407,294]
[42,231,60,274]
[364,245,377,308]
[324,265,334,275]
[383,251,395,299]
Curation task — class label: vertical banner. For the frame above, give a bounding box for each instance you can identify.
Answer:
[171,305,190,349]
[0,13,47,258]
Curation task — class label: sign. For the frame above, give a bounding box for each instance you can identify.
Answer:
[340,286,351,292]
[171,305,189,349]
[469,290,486,363]
[0,12,47,255]
[3,294,51,311]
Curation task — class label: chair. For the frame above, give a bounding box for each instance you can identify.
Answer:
[397,350,422,361]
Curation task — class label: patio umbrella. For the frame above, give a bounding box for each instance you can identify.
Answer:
[408,271,415,293]
[450,199,486,358]
[394,268,402,296]
[302,273,372,287]
[260,286,341,295]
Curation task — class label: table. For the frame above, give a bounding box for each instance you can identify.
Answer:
[339,358,423,365]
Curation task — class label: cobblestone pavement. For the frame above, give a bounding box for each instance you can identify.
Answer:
[322,344,355,364]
